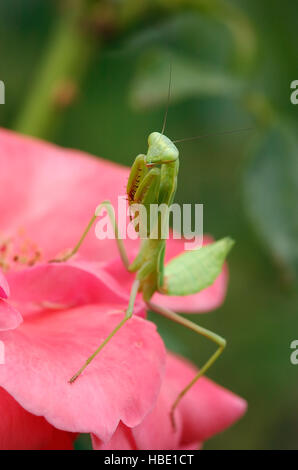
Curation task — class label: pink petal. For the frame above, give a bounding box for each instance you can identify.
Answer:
[0,387,75,450]
[6,261,144,317]
[0,270,9,299]
[0,128,133,262]
[131,381,183,450]
[178,442,202,450]
[131,353,246,449]
[152,236,228,313]
[166,354,247,443]
[0,299,23,331]
[0,304,166,442]
[93,353,245,450]
[92,426,199,451]
[92,423,137,450]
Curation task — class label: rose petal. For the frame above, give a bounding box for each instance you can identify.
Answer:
[93,353,245,450]
[0,387,75,450]
[132,353,246,448]
[131,380,183,450]
[178,442,202,450]
[0,304,166,442]
[92,423,136,450]
[6,261,144,317]
[0,299,22,331]
[166,354,247,443]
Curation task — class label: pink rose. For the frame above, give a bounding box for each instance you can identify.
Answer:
[0,129,246,449]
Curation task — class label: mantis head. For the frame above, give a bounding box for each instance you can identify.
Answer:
[146,132,179,167]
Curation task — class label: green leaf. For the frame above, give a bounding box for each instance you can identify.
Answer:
[129,50,244,110]
[243,125,298,282]
[163,237,234,296]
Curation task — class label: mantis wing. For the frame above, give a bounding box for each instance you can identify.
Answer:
[162,237,234,296]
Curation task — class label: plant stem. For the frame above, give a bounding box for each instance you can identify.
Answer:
[14,1,96,139]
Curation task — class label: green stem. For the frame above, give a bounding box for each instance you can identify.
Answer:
[14,2,96,139]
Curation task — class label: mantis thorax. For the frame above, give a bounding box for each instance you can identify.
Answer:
[126,132,179,301]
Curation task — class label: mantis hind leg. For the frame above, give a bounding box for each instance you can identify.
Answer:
[49,200,129,269]
[69,279,140,383]
[147,301,226,429]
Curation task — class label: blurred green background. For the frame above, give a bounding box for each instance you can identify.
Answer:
[1,0,298,450]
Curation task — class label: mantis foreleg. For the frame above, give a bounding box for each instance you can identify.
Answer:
[69,279,140,383]
[50,200,129,269]
[147,301,226,429]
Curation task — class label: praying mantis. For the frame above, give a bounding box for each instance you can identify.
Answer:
[50,75,239,427]
[51,134,233,427]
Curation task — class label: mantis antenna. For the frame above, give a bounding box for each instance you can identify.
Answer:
[161,62,172,135]
[173,126,253,143]
[160,64,251,143]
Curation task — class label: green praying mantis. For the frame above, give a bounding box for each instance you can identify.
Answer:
[50,76,242,427]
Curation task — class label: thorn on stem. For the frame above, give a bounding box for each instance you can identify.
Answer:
[53,80,78,109]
